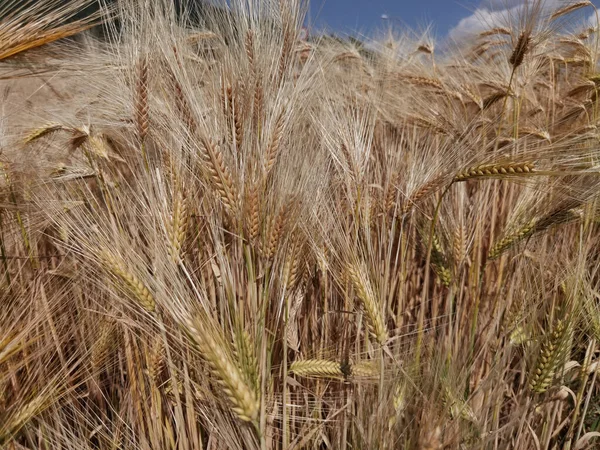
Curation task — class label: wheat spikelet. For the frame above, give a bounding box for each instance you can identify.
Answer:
[234,93,244,150]
[417,43,434,54]
[171,63,196,131]
[233,329,259,396]
[86,134,111,160]
[346,263,388,345]
[100,250,156,312]
[509,31,531,69]
[284,237,302,289]
[551,1,592,21]
[351,361,378,379]
[407,115,455,137]
[286,288,304,352]
[253,72,264,127]
[265,206,287,261]
[488,219,537,260]
[183,318,259,423]
[461,84,483,109]
[277,24,293,85]
[430,233,451,287]
[186,31,219,43]
[91,321,115,371]
[452,224,467,266]
[0,335,21,365]
[0,394,48,445]
[482,91,507,109]
[489,208,582,259]
[245,182,260,242]
[442,383,478,423]
[23,123,70,143]
[479,27,511,37]
[529,317,573,393]
[385,171,399,215]
[520,127,552,142]
[148,338,165,385]
[265,112,285,175]
[401,175,446,215]
[166,189,188,263]
[135,56,149,145]
[388,382,408,429]
[245,29,254,69]
[401,75,444,91]
[289,359,344,378]
[200,139,238,212]
[454,162,535,182]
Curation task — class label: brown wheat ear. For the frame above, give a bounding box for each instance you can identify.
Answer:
[454,162,535,182]
[509,31,531,69]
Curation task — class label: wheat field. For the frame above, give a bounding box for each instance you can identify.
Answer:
[2,0,600,448]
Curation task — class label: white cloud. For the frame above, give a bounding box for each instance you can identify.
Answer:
[448,6,520,41]
[447,0,564,42]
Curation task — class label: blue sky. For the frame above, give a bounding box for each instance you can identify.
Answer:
[308,0,600,40]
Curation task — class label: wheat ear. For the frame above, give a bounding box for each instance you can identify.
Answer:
[265,111,285,175]
[488,219,537,260]
[200,138,238,213]
[232,328,259,396]
[551,1,592,21]
[183,318,259,423]
[100,250,156,313]
[23,123,71,143]
[166,189,188,263]
[509,31,531,69]
[454,162,535,182]
[346,263,388,346]
[289,359,344,379]
[529,317,573,393]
